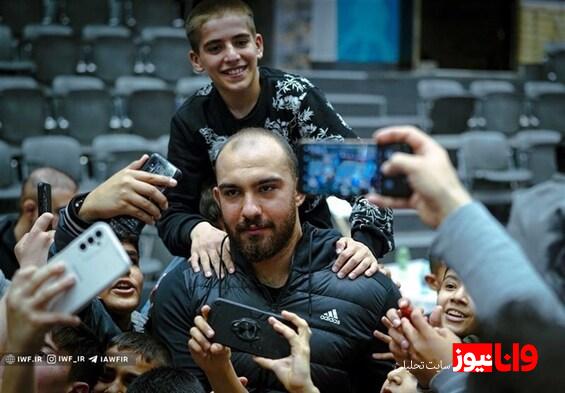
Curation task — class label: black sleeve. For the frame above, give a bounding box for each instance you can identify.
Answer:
[156,112,215,257]
[296,87,395,257]
[149,265,210,389]
[52,193,91,255]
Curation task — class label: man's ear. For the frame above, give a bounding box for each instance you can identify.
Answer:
[213,186,221,206]
[255,33,264,60]
[295,191,306,207]
[67,381,89,393]
[22,198,37,218]
[189,50,205,73]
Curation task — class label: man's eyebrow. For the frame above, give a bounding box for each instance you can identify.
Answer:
[218,177,282,189]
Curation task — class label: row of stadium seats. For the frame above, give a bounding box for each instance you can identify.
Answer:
[0,23,192,82]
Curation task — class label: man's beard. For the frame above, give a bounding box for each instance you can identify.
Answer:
[226,207,297,264]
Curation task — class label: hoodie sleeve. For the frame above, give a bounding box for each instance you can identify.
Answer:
[156,111,215,257]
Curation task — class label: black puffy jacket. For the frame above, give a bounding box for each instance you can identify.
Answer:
[150,223,401,392]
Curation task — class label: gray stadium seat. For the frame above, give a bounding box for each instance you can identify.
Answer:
[62,0,110,33]
[0,0,42,36]
[91,133,150,181]
[0,77,46,145]
[525,82,565,133]
[52,75,115,145]
[82,25,135,83]
[545,42,565,83]
[21,135,84,183]
[458,131,532,205]
[126,0,181,29]
[22,24,77,83]
[418,79,476,134]
[140,27,192,82]
[0,139,21,212]
[115,76,176,139]
[326,93,387,117]
[470,80,525,135]
[511,129,562,185]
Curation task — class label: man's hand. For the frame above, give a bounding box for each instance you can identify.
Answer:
[14,213,56,269]
[5,263,80,353]
[189,305,247,393]
[254,311,320,393]
[79,154,177,224]
[333,237,383,279]
[188,305,233,373]
[368,126,472,229]
[190,222,234,278]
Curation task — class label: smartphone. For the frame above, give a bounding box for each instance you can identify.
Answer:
[110,153,182,235]
[297,139,413,199]
[207,298,292,359]
[37,182,52,215]
[47,222,132,314]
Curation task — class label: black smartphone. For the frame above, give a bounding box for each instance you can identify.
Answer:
[207,298,292,359]
[37,182,52,215]
[297,139,413,198]
[110,153,182,235]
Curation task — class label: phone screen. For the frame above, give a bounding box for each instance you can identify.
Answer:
[298,140,412,198]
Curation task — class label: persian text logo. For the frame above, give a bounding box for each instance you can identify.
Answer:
[453,343,538,373]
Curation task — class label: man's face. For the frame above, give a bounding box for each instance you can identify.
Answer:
[379,367,417,393]
[214,140,303,264]
[190,13,263,96]
[437,269,478,337]
[98,242,143,316]
[93,347,155,393]
[34,333,72,393]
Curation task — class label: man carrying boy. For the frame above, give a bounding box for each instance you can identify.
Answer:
[158,0,395,279]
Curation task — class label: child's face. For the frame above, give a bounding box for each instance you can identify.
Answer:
[189,13,263,96]
[437,269,478,337]
[93,347,156,393]
[98,242,143,317]
[379,367,417,393]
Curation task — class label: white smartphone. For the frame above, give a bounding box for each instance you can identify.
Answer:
[47,222,132,314]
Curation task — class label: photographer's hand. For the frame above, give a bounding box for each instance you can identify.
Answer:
[14,212,56,269]
[368,126,471,229]
[188,305,247,393]
[254,311,320,393]
[79,154,177,224]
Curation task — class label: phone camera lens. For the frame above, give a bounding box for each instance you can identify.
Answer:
[79,243,86,251]
[95,230,102,238]
[88,237,94,244]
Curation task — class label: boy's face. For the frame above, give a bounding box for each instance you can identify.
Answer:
[437,269,478,337]
[98,242,143,316]
[189,13,263,96]
[93,347,156,393]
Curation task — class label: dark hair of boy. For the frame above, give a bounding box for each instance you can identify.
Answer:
[109,332,172,367]
[185,0,255,51]
[127,367,205,393]
[51,324,104,389]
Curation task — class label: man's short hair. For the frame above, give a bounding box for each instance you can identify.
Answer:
[127,367,205,393]
[19,167,77,208]
[185,0,255,51]
[108,220,140,253]
[215,128,299,181]
[51,324,104,389]
[108,332,171,367]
